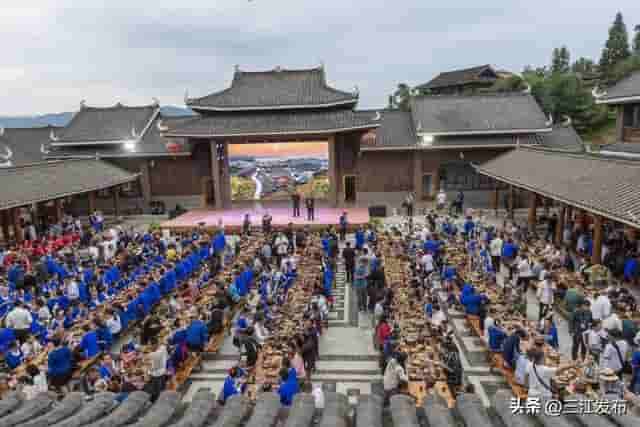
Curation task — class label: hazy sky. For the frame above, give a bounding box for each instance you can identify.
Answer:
[1,1,639,115]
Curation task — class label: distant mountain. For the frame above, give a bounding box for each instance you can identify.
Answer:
[0,106,194,128]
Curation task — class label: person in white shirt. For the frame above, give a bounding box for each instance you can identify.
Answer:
[583,321,607,361]
[600,331,629,375]
[147,337,169,400]
[527,350,575,399]
[66,278,80,301]
[591,292,612,322]
[536,277,555,320]
[602,313,622,333]
[431,303,447,328]
[253,315,270,345]
[489,236,503,273]
[5,303,33,342]
[106,309,122,335]
[516,256,533,293]
[420,252,435,274]
[436,190,447,210]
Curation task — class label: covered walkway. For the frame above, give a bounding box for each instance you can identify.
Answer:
[474,147,640,264]
[0,159,138,243]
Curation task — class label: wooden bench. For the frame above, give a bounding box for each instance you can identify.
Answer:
[408,381,456,408]
[466,315,482,336]
[489,352,527,399]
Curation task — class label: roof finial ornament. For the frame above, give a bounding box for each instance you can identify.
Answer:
[545,114,553,127]
[353,85,359,96]
[131,126,138,138]
[40,143,50,155]
[49,129,59,141]
[184,90,189,105]
[562,115,572,127]
[373,111,381,121]
[417,121,423,132]
[152,97,160,107]
[0,144,13,162]
[80,99,86,110]
[592,85,607,99]
[234,64,240,72]
[521,81,531,94]
[275,65,282,72]
[0,126,4,137]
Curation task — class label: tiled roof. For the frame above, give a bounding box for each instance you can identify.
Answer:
[0,159,138,210]
[0,127,57,167]
[429,134,542,148]
[47,115,193,158]
[415,65,497,91]
[410,93,550,135]
[164,109,379,138]
[475,147,640,228]
[596,70,640,104]
[370,110,417,147]
[186,67,358,111]
[52,104,159,144]
[537,126,584,152]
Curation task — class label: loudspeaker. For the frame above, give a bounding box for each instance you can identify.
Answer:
[368,205,387,217]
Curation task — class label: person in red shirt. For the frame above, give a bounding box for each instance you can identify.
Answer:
[376,315,392,350]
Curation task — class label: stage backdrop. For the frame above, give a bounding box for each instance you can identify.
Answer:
[228,142,329,201]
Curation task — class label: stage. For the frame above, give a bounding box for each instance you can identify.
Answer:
[160,204,370,232]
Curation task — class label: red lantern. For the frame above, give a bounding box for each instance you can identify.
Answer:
[166,141,181,154]
[360,130,377,147]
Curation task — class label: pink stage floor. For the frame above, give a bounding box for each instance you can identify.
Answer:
[161,205,370,231]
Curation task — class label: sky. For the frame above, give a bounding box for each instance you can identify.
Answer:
[1,1,639,116]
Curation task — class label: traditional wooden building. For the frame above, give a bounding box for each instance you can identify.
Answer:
[4,65,585,214]
[414,64,500,95]
[595,70,640,157]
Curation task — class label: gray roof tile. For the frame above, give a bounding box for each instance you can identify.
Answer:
[410,93,549,134]
[48,115,192,158]
[0,127,57,167]
[0,159,137,209]
[370,110,417,147]
[164,109,379,137]
[54,104,158,143]
[187,67,358,111]
[476,147,640,228]
[538,126,584,152]
[599,142,640,155]
[415,65,497,91]
[598,70,640,103]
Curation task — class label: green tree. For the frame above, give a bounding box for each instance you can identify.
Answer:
[551,46,571,74]
[488,74,528,92]
[634,24,640,53]
[607,54,640,83]
[599,12,631,80]
[571,57,595,74]
[389,83,412,111]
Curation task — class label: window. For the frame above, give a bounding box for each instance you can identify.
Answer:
[623,105,635,127]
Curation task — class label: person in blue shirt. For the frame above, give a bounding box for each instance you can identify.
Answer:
[459,284,487,316]
[624,256,639,285]
[0,328,16,354]
[278,367,299,406]
[540,316,559,350]
[213,230,226,257]
[222,366,246,403]
[502,329,526,370]
[463,216,475,239]
[48,337,73,390]
[488,321,507,352]
[5,342,23,370]
[355,228,365,251]
[501,238,519,260]
[78,324,100,358]
[339,213,348,241]
[186,316,208,353]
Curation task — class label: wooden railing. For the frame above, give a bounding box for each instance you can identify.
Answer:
[623,126,640,143]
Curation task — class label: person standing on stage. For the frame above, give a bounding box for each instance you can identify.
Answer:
[291,192,301,218]
[306,195,315,221]
[339,212,348,241]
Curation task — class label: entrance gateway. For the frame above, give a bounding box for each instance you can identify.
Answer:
[162,66,381,209]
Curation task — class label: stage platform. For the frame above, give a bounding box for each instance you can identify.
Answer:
[160,205,370,232]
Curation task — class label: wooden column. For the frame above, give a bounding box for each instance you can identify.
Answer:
[1,210,11,242]
[327,134,338,207]
[139,161,152,212]
[592,215,604,265]
[54,199,64,223]
[88,191,96,215]
[413,151,422,200]
[210,141,223,209]
[616,105,625,142]
[11,207,23,243]
[508,186,515,218]
[528,192,537,232]
[113,186,121,217]
[221,142,232,209]
[555,205,566,246]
